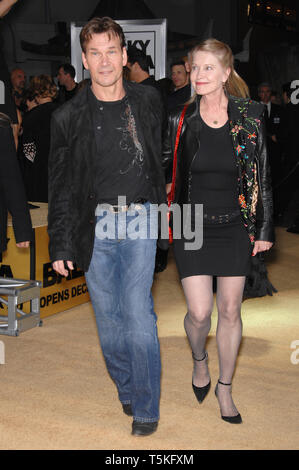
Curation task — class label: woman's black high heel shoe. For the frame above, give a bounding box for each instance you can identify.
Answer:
[215,380,242,424]
[192,352,211,403]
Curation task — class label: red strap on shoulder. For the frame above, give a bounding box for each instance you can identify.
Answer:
[168,105,188,206]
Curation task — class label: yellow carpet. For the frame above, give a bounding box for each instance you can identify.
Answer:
[0,228,298,450]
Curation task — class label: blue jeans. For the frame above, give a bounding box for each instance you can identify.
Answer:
[85,202,161,422]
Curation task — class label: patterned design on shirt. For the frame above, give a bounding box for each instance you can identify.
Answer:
[117,97,144,176]
[23,141,37,163]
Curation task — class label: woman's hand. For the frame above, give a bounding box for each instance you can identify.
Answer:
[252,240,273,256]
[16,241,30,248]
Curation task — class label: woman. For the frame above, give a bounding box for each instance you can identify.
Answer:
[21,74,58,202]
[163,39,274,423]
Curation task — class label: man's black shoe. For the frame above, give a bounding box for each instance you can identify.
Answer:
[286,225,299,233]
[132,420,158,436]
[122,403,133,416]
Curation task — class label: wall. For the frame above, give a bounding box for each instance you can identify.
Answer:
[145,0,196,35]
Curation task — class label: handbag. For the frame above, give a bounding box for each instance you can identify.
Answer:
[167,105,188,243]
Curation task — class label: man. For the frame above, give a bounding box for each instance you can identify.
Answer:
[56,63,78,103]
[126,45,159,89]
[10,67,26,110]
[167,60,191,111]
[258,82,283,189]
[48,17,168,437]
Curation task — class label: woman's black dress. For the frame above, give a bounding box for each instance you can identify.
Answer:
[173,116,252,279]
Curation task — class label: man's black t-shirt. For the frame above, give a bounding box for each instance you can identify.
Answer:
[88,86,152,206]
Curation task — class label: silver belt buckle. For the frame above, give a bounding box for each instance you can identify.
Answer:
[110,205,129,213]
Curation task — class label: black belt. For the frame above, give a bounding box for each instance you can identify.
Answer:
[203,209,240,224]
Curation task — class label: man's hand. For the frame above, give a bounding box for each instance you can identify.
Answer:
[252,240,273,257]
[166,183,172,195]
[53,260,74,277]
[16,241,30,248]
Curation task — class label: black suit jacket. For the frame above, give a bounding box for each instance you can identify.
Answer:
[48,81,169,271]
[0,118,33,253]
[264,102,283,140]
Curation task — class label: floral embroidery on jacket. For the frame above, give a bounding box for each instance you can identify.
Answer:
[229,96,263,245]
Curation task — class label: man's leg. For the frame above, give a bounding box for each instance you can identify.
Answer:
[85,223,132,408]
[119,203,161,424]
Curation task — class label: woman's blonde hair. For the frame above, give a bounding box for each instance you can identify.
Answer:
[28,74,58,100]
[189,38,249,98]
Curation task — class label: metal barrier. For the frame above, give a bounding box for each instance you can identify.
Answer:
[0,277,42,336]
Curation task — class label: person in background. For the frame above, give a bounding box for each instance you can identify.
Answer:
[275,82,299,229]
[0,112,32,260]
[258,82,283,190]
[56,63,78,104]
[126,45,161,93]
[16,87,38,173]
[10,67,26,111]
[21,74,58,203]
[167,60,191,111]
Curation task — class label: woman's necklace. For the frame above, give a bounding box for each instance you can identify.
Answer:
[200,96,228,126]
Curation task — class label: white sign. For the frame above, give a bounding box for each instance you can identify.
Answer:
[0,80,4,105]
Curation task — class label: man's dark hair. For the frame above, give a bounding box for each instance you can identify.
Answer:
[59,63,76,79]
[170,60,187,70]
[127,45,149,74]
[258,82,271,92]
[80,16,126,53]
